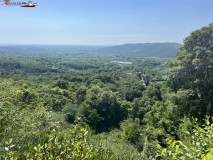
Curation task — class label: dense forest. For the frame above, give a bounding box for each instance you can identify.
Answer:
[0,24,213,159]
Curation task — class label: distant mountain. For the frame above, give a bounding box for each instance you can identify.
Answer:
[96,43,182,58]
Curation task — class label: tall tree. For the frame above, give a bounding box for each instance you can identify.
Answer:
[168,23,213,120]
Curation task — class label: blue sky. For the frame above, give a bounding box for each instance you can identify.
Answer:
[0,0,213,45]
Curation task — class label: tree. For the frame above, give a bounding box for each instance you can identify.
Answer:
[131,84,162,122]
[120,119,142,146]
[53,80,69,89]
[168,23,213,120]
[79,86,128,132]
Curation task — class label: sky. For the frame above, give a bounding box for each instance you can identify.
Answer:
[0,0,213,45]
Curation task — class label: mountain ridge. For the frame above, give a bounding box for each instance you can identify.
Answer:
[96,42,182,58]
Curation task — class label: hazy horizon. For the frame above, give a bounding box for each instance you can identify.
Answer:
[0,42,182,47]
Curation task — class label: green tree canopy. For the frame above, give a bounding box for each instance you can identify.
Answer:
[168,23,213,120]
[79,86,128,132]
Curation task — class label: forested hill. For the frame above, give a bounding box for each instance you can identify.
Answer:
[97,43,182,58]
[0,43,181,59]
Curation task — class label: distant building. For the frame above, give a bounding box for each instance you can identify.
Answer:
[126,73,133,75]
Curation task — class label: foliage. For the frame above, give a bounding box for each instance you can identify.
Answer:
[168,23,213,120]
[1,121,112,159]
[1,24,212,159]
[157,117,213,160]
[79,86,129,132]
[92,129,143,160]
[120,118,142,145]
[131,84,162,122]
[0,78,47,147]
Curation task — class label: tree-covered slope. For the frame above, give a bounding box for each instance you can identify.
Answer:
[1,24,213,159]
[97,43,182,58]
